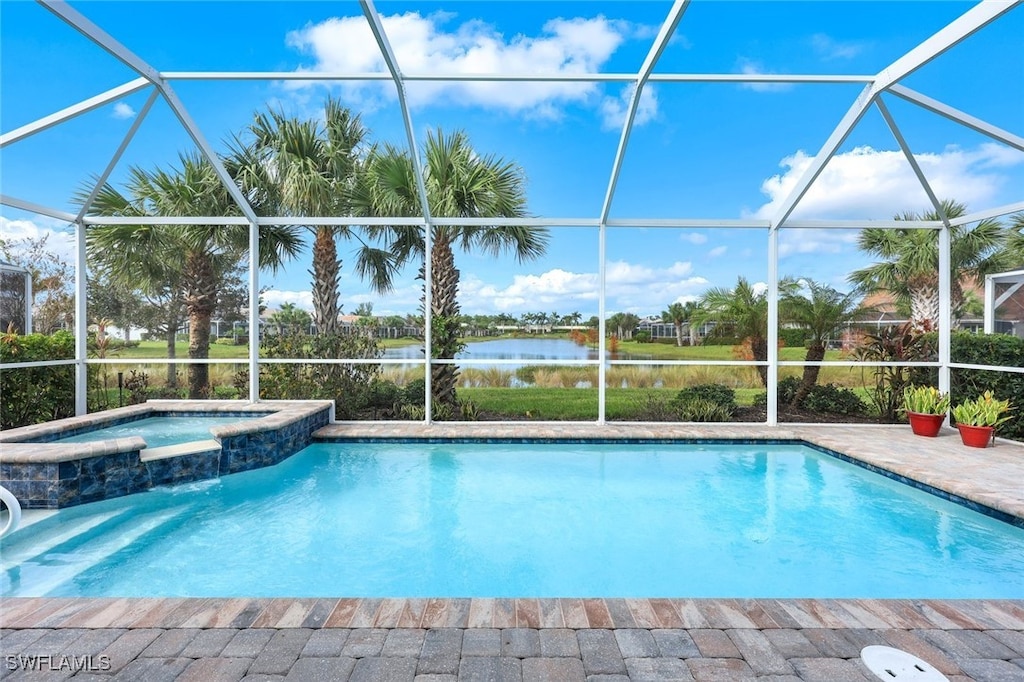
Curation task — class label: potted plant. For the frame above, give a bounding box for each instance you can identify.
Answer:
[951,391,1012,448]
[902,385,950,437]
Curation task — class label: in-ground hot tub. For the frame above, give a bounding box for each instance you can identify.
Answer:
[0,400,333,508]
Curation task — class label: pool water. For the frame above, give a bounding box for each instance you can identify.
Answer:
[56,416,260,449]
[3,442,1023,598]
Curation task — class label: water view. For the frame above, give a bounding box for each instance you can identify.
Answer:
[383,338,652,366]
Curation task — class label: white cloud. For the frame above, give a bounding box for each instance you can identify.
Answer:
[750,143,1023,221]
[261,289,313,311]
[599,83,659,131]
[457,260,708,314]
[112,102,136,119]
[680,232,708,245]
[0,215,77,265]
[778,229,859,258]
[809,33,867,61]
[707,245,727,258]
[286,12,654,124]
[736,58,793,93]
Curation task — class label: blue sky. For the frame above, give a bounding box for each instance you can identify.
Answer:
[2,1,1022,320]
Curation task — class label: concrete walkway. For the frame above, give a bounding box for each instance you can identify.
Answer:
[3,597,1024,681]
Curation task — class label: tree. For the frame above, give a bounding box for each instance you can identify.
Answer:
[661,301,699,347]
[356,128,548,407]
[692,277,770,386]
[849,199,1011,330]
[0,234,75,334]
[229,98,396,334]
[81,153,303,398]
[779,279,866,407]
[606,312,640,339]
[87,277,147,342]
[267,303,312,334]
[353,302,374,318]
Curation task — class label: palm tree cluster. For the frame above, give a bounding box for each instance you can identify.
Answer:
[850,199,1022,331]
[80,101,547,402]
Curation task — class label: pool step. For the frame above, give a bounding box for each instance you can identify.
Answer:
[1,506,189,597]
[0,509,129,569]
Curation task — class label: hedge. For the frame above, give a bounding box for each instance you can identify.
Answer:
[1,331,76,429]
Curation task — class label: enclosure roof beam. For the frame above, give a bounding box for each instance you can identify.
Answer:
[949,201,1024,226]
[875,97,946,221]
[599,0,689,225]
[872,0,1020,91]
[359,0,433,226]
[39,1,260,226]
[0,194,77,223]
[0,78,150,148]
[74,90,160,222]
[887,85,1024,152]
[770,0,1018,231]
[160,71,875,84]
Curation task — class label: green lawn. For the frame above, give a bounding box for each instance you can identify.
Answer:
[457,386,769,421]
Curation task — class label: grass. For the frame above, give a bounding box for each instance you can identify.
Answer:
[457,386,770,421]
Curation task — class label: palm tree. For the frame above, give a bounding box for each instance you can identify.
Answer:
[661,301,700,347]
[356,128,548,407]
[780,279,866,407]
[849,199,1010,330]
[229,98,395,334]
[692,277,770,386]
[81,153,303,398]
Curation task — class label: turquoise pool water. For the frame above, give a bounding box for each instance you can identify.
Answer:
[56,416,259,449]
[3,442,1023,598]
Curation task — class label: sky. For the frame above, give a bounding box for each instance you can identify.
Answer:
[1,1,1022,320]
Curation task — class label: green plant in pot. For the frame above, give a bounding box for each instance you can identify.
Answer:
[902,385,950,437]
[951,391,1012,448]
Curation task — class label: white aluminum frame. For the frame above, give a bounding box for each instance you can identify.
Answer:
[1,0,1021,425]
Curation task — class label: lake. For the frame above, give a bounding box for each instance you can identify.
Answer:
[382,337,651,366]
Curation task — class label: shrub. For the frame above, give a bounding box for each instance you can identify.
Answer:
[255,330,383,419]
[779,328,810,348]
[677,397,733,422]
[366,379,402,418]
[215,337,236,345]
[402,378,426,406]
[802,383,866,416]
[910,331,1024,441]
[673,384,736,414]
[123,369,149,405]
[631,395,680,421]
[634,331,652,343]
[0,331,76,428]
[212,385,240,399]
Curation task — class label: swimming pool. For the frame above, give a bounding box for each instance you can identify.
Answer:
[56,415,260,449]
[3,441,1023,598]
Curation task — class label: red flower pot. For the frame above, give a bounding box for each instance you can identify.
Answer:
[906,411,944,437]
[956,423,995,448]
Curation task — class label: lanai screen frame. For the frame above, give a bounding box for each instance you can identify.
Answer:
[1,0,1023,424]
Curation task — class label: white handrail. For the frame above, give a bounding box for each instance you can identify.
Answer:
[0,485,22,538]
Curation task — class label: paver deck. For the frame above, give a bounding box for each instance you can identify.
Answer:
[3,424,1023,680]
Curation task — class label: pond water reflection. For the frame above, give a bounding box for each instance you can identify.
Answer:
[383,338,651,365]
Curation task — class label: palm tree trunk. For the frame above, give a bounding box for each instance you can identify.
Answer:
[430,233,460,408]
[689,323,699,346]
[675,323,684,347]
[184,251,217,398]
[791,342,826,407]
[311,226,340,335]
[751,336,769,387]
